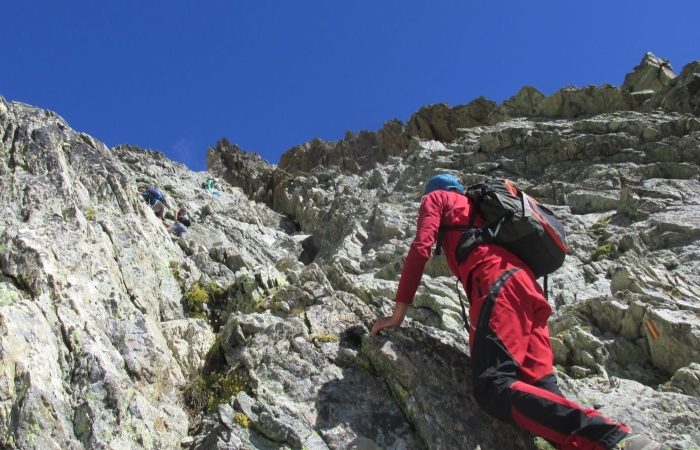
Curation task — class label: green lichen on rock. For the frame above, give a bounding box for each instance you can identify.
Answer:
[591,214,612,230]
[182,283,210,319]
[289,305,306,316]
[592,242,617,261]
[183,367,251,413]
[310,333,340,344]
[0,283,20,305]
[183,336,252,415]
[534,437,557,450]
[233,412,251,428]
[252,297,270,312]
[0,403,15,447]
[182,281,228,328]
[84,205,97,221]
[665,287,683,298]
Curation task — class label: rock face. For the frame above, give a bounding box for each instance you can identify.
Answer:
[0,109,299,449]
[206,139,275,205]
[278,121,411,177]
[1,52,699,449]
[622,52,676,93]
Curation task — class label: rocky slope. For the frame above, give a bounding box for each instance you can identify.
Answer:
[0,52,698,449]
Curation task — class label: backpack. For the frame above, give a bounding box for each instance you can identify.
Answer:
[144,187,168,205]
[439,179,569,279]
[147,188,163,200]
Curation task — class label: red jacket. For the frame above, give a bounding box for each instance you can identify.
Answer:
[395,189,529,304]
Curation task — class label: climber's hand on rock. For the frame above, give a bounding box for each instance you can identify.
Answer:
[371,302,409,336]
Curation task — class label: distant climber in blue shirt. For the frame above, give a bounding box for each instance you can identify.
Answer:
[138,186,166,220]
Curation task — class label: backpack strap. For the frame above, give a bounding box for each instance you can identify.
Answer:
[435,199,480,257]
[456,277,470,334]
[434,224,470,256]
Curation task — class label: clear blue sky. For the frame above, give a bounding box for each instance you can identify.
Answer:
[1,1,698,171]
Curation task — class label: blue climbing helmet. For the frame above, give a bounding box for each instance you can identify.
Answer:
[421,173,465,196]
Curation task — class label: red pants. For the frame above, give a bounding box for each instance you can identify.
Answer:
[467,262,630,450]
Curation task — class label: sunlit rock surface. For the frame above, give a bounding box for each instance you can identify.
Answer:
[0,52,698,449]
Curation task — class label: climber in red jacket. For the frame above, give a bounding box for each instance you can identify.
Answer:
[371,174,661,450]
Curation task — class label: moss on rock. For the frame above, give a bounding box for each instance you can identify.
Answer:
[592,242,617,261]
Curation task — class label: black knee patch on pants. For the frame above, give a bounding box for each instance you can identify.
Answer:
[472,358,518,423]
[533,373,563,397]
[470,268,520,423]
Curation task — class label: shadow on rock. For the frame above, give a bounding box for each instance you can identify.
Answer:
[357,325,539,450]
[315,364,425,449]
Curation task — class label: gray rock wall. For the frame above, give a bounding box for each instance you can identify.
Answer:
[0,100,299,449]
[207,53,700,449]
